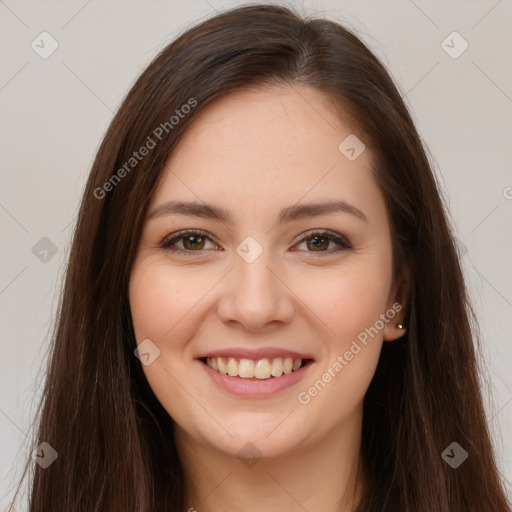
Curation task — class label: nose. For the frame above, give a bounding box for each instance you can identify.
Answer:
[216,249,295,332]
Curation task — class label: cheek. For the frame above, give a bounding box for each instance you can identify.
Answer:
[291,258,391,407]
[128,260,209,426]
[129,259,210,345]
[291,256,392,348]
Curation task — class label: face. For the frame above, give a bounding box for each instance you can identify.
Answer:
[129,85,406,460]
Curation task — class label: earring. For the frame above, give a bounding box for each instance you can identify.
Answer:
[397,324,405,330]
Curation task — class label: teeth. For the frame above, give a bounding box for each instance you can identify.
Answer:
[238,358,255,378]
[271,358,283,377]
[227,357,238,377]
[217,357,228,375]
[254,359,271,379]
[206,356,304,379]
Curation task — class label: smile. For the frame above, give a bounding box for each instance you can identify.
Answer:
[197,348,315,397]
[204,356,306,379]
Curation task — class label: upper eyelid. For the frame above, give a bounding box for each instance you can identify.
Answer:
[163,229,220,246]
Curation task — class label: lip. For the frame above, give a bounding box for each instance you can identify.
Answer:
[198,358,315,398]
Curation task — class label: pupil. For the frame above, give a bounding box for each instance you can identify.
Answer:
[185,236,204,250]
[309,236,327,250]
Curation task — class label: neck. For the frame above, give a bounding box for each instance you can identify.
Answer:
[175,411,366,512]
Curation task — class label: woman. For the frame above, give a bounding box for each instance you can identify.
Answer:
[10,4,510,511]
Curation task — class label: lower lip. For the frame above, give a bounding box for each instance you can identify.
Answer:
[199,359,314,398]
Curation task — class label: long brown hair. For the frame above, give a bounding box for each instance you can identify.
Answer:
[9,4,510,511]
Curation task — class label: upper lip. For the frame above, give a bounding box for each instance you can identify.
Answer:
[197,347,315,361]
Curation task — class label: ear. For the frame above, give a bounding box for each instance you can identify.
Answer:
[383,268,409,342]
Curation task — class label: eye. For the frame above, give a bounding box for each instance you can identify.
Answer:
[160,229,221,255]
[292,230,353,255]
[159,229,353,257]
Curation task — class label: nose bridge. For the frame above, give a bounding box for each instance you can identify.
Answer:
[216,237,294,329]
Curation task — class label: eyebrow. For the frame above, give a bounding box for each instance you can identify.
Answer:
[148,199,368,225]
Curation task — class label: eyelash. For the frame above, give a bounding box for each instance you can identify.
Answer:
[159,229,353,257]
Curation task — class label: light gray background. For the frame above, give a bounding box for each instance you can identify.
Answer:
[1,0,511,507]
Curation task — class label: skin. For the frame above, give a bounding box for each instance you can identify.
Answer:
[129,84,408,512]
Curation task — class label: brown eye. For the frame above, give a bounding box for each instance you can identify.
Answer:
[160,230,219,255]
[182,235,206,250]
[293,230,353,254]
[305,235,330,251]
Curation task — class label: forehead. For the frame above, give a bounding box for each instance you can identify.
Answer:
[150,85,384,225]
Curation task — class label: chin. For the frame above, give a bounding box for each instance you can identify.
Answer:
[184,413,304,461]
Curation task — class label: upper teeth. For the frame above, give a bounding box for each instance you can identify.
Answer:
[206,357,302,379]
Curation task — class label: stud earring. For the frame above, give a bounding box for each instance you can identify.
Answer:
[397,324,404,330]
